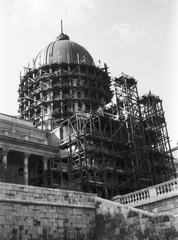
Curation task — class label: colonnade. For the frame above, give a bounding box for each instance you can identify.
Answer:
[1,148,52,185]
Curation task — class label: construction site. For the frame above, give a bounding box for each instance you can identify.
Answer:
[17,30,176,199]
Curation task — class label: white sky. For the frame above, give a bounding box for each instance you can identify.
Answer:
[0,0,178,147]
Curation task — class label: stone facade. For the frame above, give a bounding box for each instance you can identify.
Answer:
[0,113,59,186]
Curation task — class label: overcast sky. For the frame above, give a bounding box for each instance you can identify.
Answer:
[0,0,178,147]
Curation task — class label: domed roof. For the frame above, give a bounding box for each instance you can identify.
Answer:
[34,32,95,67]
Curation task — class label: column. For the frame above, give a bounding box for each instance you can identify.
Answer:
[23,152,30,185]
[42,156,48,170]
[42,156,49,186]
[2,148,9,168]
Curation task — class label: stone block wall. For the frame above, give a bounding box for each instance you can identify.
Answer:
[0,182,96,240]
[1,181,178,240]
[136,196,178,229]
[137,196,178,215]
[95,197,178,240]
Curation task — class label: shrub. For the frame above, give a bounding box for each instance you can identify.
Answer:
[0,163,24,184]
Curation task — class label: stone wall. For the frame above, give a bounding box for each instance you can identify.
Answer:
[1,181,178,240]
[136,196,178,228]
[0,182,96,240]
[95,197,178,240]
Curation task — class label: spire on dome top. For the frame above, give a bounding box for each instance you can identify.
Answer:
[56,20,70,41]
[61,20,63,34]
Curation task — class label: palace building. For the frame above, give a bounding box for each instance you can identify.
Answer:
[0,26,176,199]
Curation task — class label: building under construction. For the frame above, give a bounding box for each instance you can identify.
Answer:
[15,28,176,199]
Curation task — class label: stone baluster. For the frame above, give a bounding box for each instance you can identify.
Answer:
[138,192,141,201]
[162,185,165,194]
[2,148,9,168]
[174,181,178,190]
[170,183,174,192]
[133,194,136,203]
[23,152,30,185]
[158,186,162,195]
[145,190,148,199]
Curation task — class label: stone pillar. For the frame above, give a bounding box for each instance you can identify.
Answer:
[43,156,48,170]
[42,156,49,186]
[23,152,30,185]
[2,148,9,168]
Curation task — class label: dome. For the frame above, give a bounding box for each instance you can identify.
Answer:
[34,33,95,67]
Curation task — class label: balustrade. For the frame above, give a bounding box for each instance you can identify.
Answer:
[113,178,178,206]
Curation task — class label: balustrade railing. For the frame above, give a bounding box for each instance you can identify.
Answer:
[113,178,178,206]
